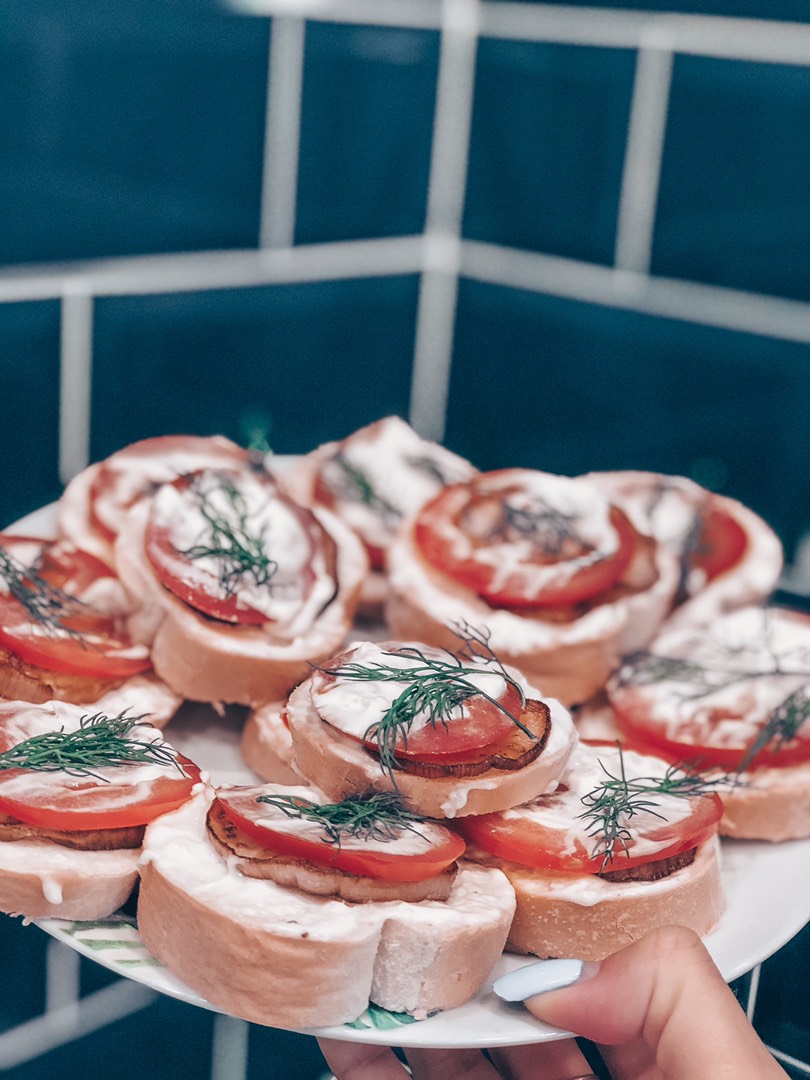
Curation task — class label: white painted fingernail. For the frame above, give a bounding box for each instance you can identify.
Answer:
[493,958,598,1002]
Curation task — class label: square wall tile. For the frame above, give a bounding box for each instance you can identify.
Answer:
[0,918,47,1030]
[0,300,61,527]
[464,39,635,265]
[90,276,420,460]
[295,22,439,244]
[0,6,269,267]
[653,55,810,302]
[754,923,810,1067]
[446,280,810,559]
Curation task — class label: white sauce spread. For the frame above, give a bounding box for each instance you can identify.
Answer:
[310,640,508,741]
[611,607,810,749]
[220,782,447,856]
[0,700,191,809]
[432,470,620,600]
[496,742,705,864]
[150,469,336,634]
[320,416,475,552]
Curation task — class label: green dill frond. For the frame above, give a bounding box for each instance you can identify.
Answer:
[181,474,278,596]
[255,790,426,846]
[0,711,179,780]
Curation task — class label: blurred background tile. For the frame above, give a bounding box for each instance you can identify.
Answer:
[296,22,439,244]
[0,301,61,526]
[0,4,268,266]
[465,39,635,264]
[753,922,810,1067]
[654,55,810,302]
[90,276,420,462]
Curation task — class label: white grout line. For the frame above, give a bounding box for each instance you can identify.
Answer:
[746,962,761,1022]
[59,286,94,483]
[45,939,81,1014]
[0,978,158,1070]
[613,34,674,274]
[766,1044,810,1075]
[0,237,425,302]
[409,0,479,443]
[230,0,810,66]
[461,240,810,344]
[210,1013,250,1080]
[230,0,443,30]
[4,236,810,347]
[260,16,306,249]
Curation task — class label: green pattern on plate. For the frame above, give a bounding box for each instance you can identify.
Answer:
[345,1003,423,1031]
[55,916,161,967]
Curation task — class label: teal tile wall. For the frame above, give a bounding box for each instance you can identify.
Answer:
[654,55,810,302]
[446,280,810,561]
[0,5,269,265]
[465,40,635,264]
[0,301,62,526]
[90,276,420,460]
[296,23,439,244]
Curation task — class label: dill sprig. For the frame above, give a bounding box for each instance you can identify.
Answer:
[0,710,180,780]
[616,651,716,693]
[255,789,427,846]
[318,623,530,779]
[500,498,583,554]
[181,475,278,597]
[327,453,401,523]
[404,454,454,486]
[0,547,86,639]
[739,685,810,772]
[578,746,733,872]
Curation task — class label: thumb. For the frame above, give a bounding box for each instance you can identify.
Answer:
[498,926,785,1079]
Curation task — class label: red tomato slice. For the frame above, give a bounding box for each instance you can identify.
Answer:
[144,470,322,625]
[0,535,151,678]
[615,707,810,771]
[413,472,637,609]
[0,704,202,833]
[688,504,748,583]
[313,468,388,570]
[216,787,466,882]
[316,644,526,765]
[88,434,249,542]
[458,745,723,874]
[362,682,525,764]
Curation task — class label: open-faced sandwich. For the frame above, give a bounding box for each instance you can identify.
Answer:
[0,533,181,724]
[114,461,368,706]
[0,700,201,919]
[284,416,477,614]
[607,605,810,842]
[582,470,783,628]
[279,628,577,818]
[458,740,726,961]
[386,468,682,706]
[57,433,253,568]
[137,783,515,1029]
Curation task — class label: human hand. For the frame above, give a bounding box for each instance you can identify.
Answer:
[319,926,787,1080]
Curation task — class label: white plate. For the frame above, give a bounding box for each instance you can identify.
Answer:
[10,503,810,1048]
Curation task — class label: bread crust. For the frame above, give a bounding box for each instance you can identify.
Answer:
[719,760,810,842]
[137,792,515,1029]
[0,836,139,920]
[470,838,724,962]
[114,501,368,706]
[56,462,115,565]
[284,677,577,818]
[240,701,300,784]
